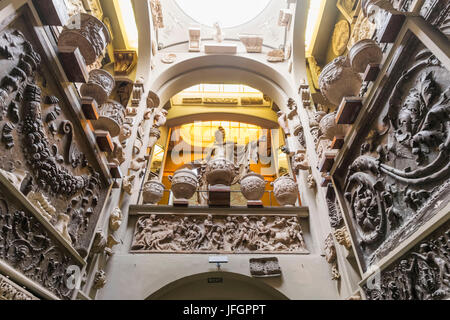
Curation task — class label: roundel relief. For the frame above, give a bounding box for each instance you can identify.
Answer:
[332,20,350,56]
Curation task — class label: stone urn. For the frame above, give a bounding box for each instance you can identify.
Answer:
[348,39,383,73]
[80,69,115,105]
[271,176,298,207]
[142,180,165,204]
[169,169,198,201]
[319,111,350,140]
[319,56,362,106]
[205,157,238,186]
[58,13,111,65]
[240,172,266,201]
[94,99,126,137]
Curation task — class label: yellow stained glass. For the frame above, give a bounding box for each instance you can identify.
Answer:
[179,121,262,148]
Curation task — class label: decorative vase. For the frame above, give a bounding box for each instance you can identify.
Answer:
[142,180,165,204]
[58,13,111,65]
[205,157,237,186]
[348,39,383,73]
[319,56,362,106]
[80,69,115,105]
[240,172,266,201]
[94,99,126,137]
[271,176,298,207]
[169,169,198,201]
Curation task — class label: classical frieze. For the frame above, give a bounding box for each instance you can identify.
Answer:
[131,214,308,254]
[364,222,450,300]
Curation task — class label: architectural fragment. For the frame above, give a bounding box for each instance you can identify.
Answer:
[249,257,282,277]
[239,34,263,53]
[188,27,201,52]
[58,13,111,65]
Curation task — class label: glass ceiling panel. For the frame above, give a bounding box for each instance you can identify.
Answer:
[174,0,272,28]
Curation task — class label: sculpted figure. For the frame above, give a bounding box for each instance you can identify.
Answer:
[109,207,122,232]
[213,22,224,43]
[153,109,168,128]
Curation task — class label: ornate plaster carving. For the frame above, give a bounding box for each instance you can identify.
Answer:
[332,20,351,56]
[249,257,282,277]
[169,169,198,201]
[150,0,164,29]
[132,214,308,254]
[239,34,263,53]
[271,176,299,207]
[58,13,111,65]
[364,223,450,300]
[0,274,37,300]
[319,56,362,106]
[80,69,115,105]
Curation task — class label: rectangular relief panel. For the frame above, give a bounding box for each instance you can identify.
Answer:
[334,30,450,272]
[362,220,450,300]
[0,187,81,299]
[0,6,109,257]
[131,214,309,254]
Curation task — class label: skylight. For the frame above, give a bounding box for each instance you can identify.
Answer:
[116,0,139,49]
[174,0,272,28]
[305,0,325,54]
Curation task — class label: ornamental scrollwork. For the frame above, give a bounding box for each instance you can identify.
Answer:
[342,43,450,267]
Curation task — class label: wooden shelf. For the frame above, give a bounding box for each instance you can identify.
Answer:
[336,97,363,124]
[58,46,89,83]
[95,130,114,153]
[81,97,99,120]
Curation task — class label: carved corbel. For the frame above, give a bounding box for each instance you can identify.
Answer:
[189,27,201,52]
[147,91,160,109]
[153,109,168,128]
[122,175,136,195]
[130,156,146,172]
[324,234,340,281]
[286,98,298,120]
[292,150,310,174]
[114,50,137,76]
[90,230,107,255]
[334,226,353,250]
[307,174,316,189]
[150,0,164,29]
[108,139,125,166]
[148,127,161,149]
[105,234,120,256]
[93,270,106,290]
[109,207,123,232]
[239,34,264,53]
[131,80,145,107]
[277,111,290,136]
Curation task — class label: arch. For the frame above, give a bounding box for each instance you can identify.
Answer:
[148,55,298,109]
[146,271,289,300]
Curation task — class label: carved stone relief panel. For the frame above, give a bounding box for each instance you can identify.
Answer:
[0,273,38,300]
[334,33,450,271]
[131,214,308,254]
[0,188,80,299]
[0,14,109,256]
[364,221,450,300]
[249,257,282,277]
